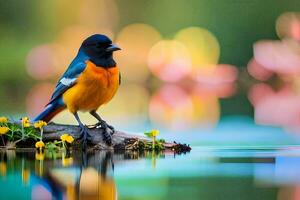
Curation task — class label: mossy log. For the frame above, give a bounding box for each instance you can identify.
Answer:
[43,122,191,152]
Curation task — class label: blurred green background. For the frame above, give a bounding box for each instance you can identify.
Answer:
[1,0,300,134]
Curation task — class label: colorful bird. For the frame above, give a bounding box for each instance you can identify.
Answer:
[34,34,121,148]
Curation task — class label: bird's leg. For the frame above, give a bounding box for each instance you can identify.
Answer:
[74,112,92,149]
[90,110,115,131]
[89,110,114,145]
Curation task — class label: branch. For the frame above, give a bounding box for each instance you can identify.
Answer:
[43,122,191,152]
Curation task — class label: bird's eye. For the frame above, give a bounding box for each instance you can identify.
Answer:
[95,42,101,48]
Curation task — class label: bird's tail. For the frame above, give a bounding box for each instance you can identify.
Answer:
[33,103,65,123]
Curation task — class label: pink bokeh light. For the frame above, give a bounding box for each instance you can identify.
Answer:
[276,12,300,42]
[247,58,273,81]
[148,40,192,82]
[249,84,300,130]
[254,39,300,76]
[149,84,194,130]
[26,83,55,118]
[193,82,237,99]
[26,44,60,80]
[193,64,238,84]
[192,64,238,98]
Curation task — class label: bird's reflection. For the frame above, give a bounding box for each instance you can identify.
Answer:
[49,151,116,200]
[0,150,164,200]
[79,151,116,200]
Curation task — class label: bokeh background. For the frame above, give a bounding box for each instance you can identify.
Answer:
[2,0,300,145]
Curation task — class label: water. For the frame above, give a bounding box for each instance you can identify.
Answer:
[1,146,300,200]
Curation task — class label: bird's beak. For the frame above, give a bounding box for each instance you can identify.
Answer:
[106,44,121,52]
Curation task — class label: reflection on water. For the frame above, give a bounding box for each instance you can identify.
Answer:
[0,150,164,200]
[1,147,300,200]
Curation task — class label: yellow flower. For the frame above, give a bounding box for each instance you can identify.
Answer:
[0,162,6,176]
[151,129,160,137]
[0,117,8,123]
[62,157,73,167]
[66,135,74,143]
[34,120,47,129]
[0,127,9,135]
[35,141,45,149]
[35,152,45,161]
[22,168,30,184]
[21,117,31,128]
[60,134,74,144]
[60,134,69,142]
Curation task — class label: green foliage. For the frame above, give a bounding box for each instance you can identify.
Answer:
[143,129,161,150]
[0,117,73,152]
[144,132,152,138]
[0,117,40,145]
[125,138,165,151]
[45,140,62,151]
[144,129,160,138]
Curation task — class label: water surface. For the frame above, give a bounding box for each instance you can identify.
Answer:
[1,146,300,200]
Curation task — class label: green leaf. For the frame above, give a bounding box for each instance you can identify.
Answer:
[144,132,153,137]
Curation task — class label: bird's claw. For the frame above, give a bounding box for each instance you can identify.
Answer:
[94,121,114,146]
[103,127,113,146]
[95,121,115,133]
[78,125,92,149]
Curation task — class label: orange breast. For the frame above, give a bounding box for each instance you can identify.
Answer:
[62,61,120,113]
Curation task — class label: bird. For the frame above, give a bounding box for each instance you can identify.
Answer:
[34,34,121,148]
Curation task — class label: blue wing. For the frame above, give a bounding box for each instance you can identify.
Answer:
[34,50,89,122]
[48,52,89,105]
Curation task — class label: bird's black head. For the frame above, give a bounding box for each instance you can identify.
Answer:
[80,34,121,68]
